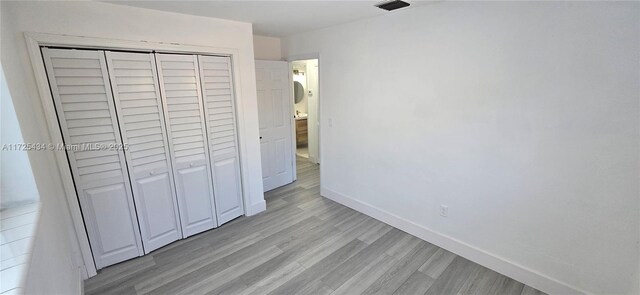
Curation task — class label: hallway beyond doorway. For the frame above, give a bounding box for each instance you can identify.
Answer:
[292,58,319,165]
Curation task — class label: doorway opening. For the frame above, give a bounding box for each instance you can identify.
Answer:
[291,59,319,165]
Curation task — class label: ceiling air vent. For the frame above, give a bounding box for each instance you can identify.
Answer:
[375,0,410,11]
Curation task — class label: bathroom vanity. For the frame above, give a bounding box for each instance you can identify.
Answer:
[296,117,308,146]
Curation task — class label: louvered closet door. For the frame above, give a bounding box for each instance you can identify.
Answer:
[42,48,143,269]
[198,55,245,224]
[155,53,218,237]
[105,51,182,252]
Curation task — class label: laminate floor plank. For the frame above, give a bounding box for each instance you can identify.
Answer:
[266,239,368,295]
[84,157,546,295]
[456,266,502,295]
[424,256,482,295]
[487,275,526,295]
[239,221,341,288]
[358,219,394,244]
[141,255,230,295]
[297,279,334,295]
[362,242,439,295]
[84,256,155,294]
[418,247,457,279]
[205,277,249,295]
[521,285,547,295]
[331,254,398,295]
[295,216,379,268]
[393,271,436,295]
[386,234,425,259]
[133,233,263,294]
[222,217,321,266]
[319,228,406,290]
[237,262,305,295]
[147,246,282,295]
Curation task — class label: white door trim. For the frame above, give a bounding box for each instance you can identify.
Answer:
[288,63,297,181]
[24,32,260,277]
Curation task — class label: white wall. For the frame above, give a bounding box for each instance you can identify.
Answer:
[283,2,639,294]
[253,35,282,60]
[1,65,39,208]
[1,0,265,290]
[2,5,83,293]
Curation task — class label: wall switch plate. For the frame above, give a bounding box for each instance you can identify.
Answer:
[440,205,448,217]
[328,118,333,127]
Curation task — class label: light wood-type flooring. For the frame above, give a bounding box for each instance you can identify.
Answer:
[85,157,546,295]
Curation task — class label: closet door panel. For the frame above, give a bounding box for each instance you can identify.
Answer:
[212,157,243,218]
[42,48,143,269]
[155,53,217,237]
[198,55,244,225]
[176,162,216,227]
[106,51,182,252]
[86,184,137,252]
[134,172,176,245]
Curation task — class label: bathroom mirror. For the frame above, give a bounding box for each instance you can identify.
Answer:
[293,81,304,104]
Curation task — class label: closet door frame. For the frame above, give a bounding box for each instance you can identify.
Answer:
[25,32,258,278]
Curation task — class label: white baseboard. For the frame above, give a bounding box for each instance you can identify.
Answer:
[245,200,266,216]
[320,187,587,295]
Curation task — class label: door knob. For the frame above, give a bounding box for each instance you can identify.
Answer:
[189,163,194,167]
[149,171,154,175]
[260,136,263,139]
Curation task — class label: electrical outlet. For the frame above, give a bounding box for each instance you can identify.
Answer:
[440,205,448,217]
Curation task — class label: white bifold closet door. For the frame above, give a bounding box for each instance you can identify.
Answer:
[105,51,182,252]
[42,48,143,268]
[198,55,245,224]
[155,53,218,237]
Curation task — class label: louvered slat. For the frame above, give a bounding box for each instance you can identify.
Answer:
[76,154,121,168]
[123,113,160,123]
[128,134,164,145]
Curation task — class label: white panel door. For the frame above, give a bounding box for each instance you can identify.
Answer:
[155,53,218,237]
[198,55,244,225]
[105,51,182,253]
[255,60,294,192]
[42,48,143,269]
